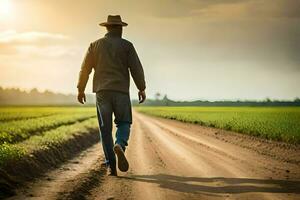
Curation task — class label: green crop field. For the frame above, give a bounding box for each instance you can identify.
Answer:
[0,106,98,167]
[136,106,300,144]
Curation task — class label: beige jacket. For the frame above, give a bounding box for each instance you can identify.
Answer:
[77,31,146,93]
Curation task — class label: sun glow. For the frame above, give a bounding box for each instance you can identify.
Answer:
[0,0,13,19]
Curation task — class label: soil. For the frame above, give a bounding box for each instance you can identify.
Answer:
[1,129,100,199]
[5,111,300,200]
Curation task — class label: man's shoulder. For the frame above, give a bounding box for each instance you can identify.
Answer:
[120,38,133,46]
[90,38,105,46]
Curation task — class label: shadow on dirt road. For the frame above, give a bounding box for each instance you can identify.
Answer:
[119,174,300,195]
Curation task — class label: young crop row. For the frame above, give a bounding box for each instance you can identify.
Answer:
[0,107,96,122]
[136,106,300,144]
[0,117,99,168]
[0,112,55,122]
[0,107,97,144]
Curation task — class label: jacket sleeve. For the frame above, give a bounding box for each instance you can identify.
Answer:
[128,43,146,91]
[77,43,94,93]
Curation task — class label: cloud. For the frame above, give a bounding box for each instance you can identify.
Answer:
[0,30,69,43]
[149,0,300,19]
[144,0,246,18]
[0,30,81,95]
[0,30,74,57]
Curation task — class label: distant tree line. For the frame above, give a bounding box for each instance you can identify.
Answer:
[1,87,299,106]
[132,92,300,107]
[0,87,95,105]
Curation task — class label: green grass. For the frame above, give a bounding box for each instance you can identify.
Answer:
[0,107,94,121]
[0,118,98,167]
[0,112,96,144]
[136,106,300,144]
[0,107,98,167]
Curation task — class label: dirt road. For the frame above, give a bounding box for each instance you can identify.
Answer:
[9,111,300,200]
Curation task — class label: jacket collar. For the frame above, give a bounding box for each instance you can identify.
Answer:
[105,30,122,38]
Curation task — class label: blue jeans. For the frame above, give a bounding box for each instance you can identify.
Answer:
[96,90,132,169]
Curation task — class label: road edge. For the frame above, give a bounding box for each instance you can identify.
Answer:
[0,129,100,199]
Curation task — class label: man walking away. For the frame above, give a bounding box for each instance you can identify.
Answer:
[77,15,146,176]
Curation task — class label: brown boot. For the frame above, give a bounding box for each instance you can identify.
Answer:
[113,144,129,172]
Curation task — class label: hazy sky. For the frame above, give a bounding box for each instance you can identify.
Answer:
[0,0,299,100]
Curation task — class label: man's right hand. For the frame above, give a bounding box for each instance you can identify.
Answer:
[138,90,146,104]
[77,92,86,104]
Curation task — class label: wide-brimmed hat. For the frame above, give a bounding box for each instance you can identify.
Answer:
[99,15,128,27]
